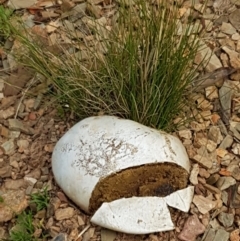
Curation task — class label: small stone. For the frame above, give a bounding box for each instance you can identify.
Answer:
[55,207,75,220]
[77,215,85,226]
[202,228,216,241]
[232,143,240,155]
[213,229,229,241]
[222,46,240,69]
[199,168,210,178]
[230,229,240,241]
[178,215,205,241]
[8,119,34,135]
[193,195,217,214]
[17,140,29,153]
[208,126,223,144]
[192,154,212,169]
[219,135,233,149]
[178,130,192,139]
[5,179,26,190]
[230,166,240,180]
[0,190,28,222]
[0,166,12,178]
[0,126,9,138]
[232,33,240,41]
[203,183,221,194]
[25,169,41,179]
[216,176,236,190]
[0,107,15,119]
[1,140,16,155]
[205,86,218,100]
[190,164,199,185]
[216,148,228,158]
[24,177,37,186]
[218,212,234,228]
[221,22,236,35]
[229,9,240,30]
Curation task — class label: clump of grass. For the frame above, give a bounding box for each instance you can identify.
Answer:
[0,0,207,131]
[30,186,50,212]
[0,6,13,44]
[8,211,37,241]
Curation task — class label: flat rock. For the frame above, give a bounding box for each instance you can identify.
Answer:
[8,119,34,135]
[178,214,205,241]
[190,164,199,185]
[192,154,212,169]
[230,229,240,241]
[229,9,240,30]
[218,212,234,228]
[195,41,222,72]
[216,176,236,190]
[208,126,223,144]
[0,140,16,155]
[0,190,28,222]
[222,46,240,69]
[7,0,37,10]
[55,207,75,220]
[193,195,217,214]
[213,229,229,241]
[219,135,233,149]
[0,165,12,178]
[220,22,236,35]
[202,228,216,241]
[4,179,26,190]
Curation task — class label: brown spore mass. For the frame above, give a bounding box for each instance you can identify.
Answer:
[89,162,189,213]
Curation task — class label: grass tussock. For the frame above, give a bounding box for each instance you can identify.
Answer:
[1,0,206,131]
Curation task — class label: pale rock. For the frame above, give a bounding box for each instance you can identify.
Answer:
[218,212,234,228]
[195,41,222,72]
[178,130,192,139]
[203,183,221,195]
[201,110,212,120]
[199,168,210,178]
[25,168,41,179]
[4,179,26,190]
[208,126,223,144]
[222,46,240,69]
[55,207,75,220]
[237,40,240,52]
[218,38,235,51]
[1,140,16,155]
[232,143,240,155]
[216,148,228,158]
[8,0,37,9]
[178,215,205,241]
[192,154,212,169]
[209,218,221,229]
[23,98,35,112]
[216,176,236,190]
[0,190,28,222]
[220,22,236,35]
[24,176,37,186]
[205,86,218,100]
[0,166,12,178]
[193,195,217,214]
[17,140,29,153]
[9,160,19,169]
[232,33,240,41]
[213,229,230,241]
[203,228,215,241]
[8,119,34,135]
[229,9,240,30]
[0,107,15,119]
[219,135,233,149]
[77,215,85,226]
[229,165,240,180]
[190,164,199,185]
[206,140,217,152]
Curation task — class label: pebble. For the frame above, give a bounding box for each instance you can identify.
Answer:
[0,190,28,222]
[192,154,213,169]
[220,22,236,35]
[55,207,75,220]
[178,215,205,241]
[8,119,35,135]
[229,9,240,30]
[216,176,236,190]
[1,140,16,155]
[208,126,223,144]
[218,212,234,228]
[193,195,217,214]
[219,134,233,149]
[213,229,229,241]
[190,164,199,185]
